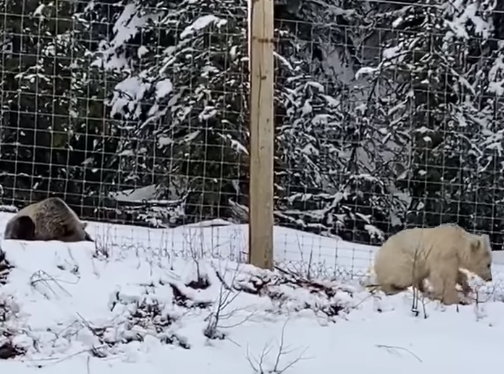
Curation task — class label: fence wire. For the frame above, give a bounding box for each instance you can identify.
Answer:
[1,0,504,286]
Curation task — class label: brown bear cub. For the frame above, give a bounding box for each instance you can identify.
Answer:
[3,197,93,242]
[374,224,493,305]
[4,215,37,240]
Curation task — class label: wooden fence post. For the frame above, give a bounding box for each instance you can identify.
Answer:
[248,0,274,270]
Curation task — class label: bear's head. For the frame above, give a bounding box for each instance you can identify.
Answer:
[5,215,36,240]
[466,234,493,282]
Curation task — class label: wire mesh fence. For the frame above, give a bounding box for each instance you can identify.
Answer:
[1,0,504,284]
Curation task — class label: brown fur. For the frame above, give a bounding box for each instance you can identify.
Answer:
[3,215,36,240]
[4,197,93,243]
[373,224,492,305]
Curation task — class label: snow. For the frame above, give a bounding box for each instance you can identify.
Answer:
[355,66,378,80]
[180,15,228,39]
[1,213,504,372]
[109,76,152,119]
[110,185,158,202]
[155,79,173,99]
[92,3,163,71]
[443,0,492,40]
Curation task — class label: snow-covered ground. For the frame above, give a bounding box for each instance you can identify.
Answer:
[1,211,504,373]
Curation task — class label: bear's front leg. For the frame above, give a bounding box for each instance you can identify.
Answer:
[457,270,472,296]
[428,265,461,305]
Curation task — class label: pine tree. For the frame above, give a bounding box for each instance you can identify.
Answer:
[358,0,504,243]
[273,7,403,244]
[86,0,250,222]
[0,0,90,205]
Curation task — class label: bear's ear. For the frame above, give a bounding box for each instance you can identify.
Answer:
[471,238,481,253]
[81,222,88,229]
[481,234,492,253]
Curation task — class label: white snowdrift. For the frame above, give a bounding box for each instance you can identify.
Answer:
[0,217,503,374]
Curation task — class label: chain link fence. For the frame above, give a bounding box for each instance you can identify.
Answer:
[1,0,504,283]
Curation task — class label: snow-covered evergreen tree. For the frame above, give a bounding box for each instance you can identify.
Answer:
[0,0,94,206]
[3,0,504,246]
[84,0,249,223]
[272,4,405,244]
[358,0,504,246]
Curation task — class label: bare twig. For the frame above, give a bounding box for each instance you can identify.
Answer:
[204,261,248,339]
[215,269,232,291]
[375,344,422,363]
[245,319,310,374]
